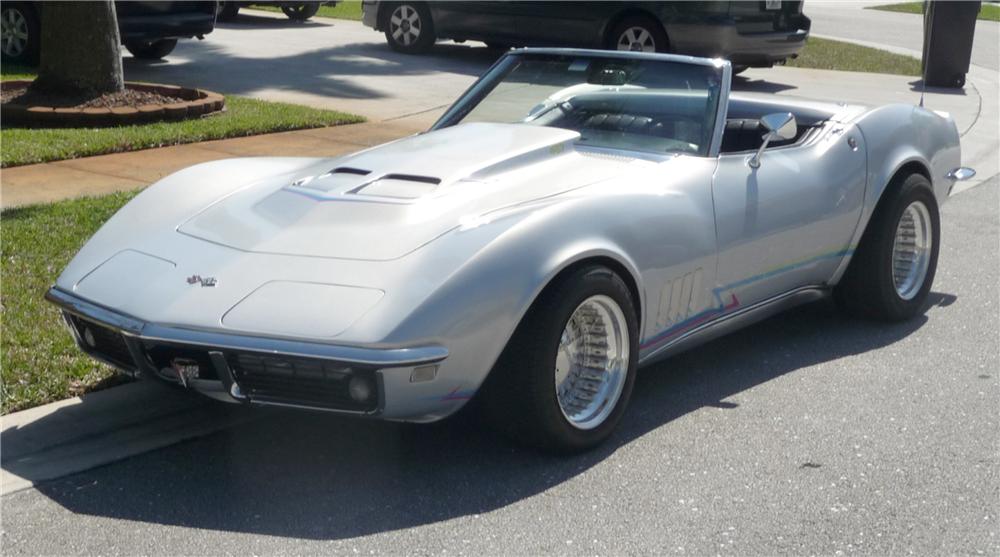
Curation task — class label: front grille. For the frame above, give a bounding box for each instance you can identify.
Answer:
[228,352,378,412]
[66,314,135,370]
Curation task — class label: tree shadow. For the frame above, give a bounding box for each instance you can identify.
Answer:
[21,293,955,540]
[217,13,328,29]
[121,36,501,104]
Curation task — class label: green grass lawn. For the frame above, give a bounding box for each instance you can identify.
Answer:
[787,37,921,76]
[1,192,137,414]
[1,96,363,167]
[250,0,362,20]
[1,66,363,167]
[868,2,1000,21]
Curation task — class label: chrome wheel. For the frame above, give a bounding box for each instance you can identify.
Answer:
[616,26,656,52]
[389,4,422,47]
[554,295,630,430]
[1,7,28,58]
[892,200,933,300]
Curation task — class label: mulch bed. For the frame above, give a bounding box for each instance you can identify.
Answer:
[1,80,226,127]
[1,83,185,109]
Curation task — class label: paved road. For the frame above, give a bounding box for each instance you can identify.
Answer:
[3,179,997,555]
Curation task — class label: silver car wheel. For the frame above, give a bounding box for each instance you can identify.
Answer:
[616,26,655,52]
[1,7,29,58]
[554,294,630,430]
[892,200,933,300]
[389,4,422,47]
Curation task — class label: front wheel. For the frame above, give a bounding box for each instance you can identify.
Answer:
[383,2,435,54]
[282,2,320,21]
[481,265,639,453]
[124,39,178,60]
[835,173,941,321]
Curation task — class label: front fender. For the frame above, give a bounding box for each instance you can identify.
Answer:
[379,178,716,408]
[57,157,327,289]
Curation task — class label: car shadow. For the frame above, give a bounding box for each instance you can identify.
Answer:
[20,293,955,540]
[731,75,798,94]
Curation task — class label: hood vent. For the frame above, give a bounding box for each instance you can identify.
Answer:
[350,173,442,199]
[328,167,370,176]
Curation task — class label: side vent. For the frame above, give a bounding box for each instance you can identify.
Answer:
[654,268,703,330]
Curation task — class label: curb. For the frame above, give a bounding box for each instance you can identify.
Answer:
[0,379,257,496]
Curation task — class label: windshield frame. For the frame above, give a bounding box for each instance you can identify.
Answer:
[431,48,732,158]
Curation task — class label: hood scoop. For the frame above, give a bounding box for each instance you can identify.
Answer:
[282,122,580,202]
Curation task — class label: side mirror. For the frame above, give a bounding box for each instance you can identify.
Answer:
[749,112,797,168]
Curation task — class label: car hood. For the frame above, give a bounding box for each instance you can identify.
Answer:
[177,122,641,260]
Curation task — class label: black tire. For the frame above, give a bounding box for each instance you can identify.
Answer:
[732,64,750,75]
[480,265,640,453]
[281,2,320,21]
[485,41,511,51]
[835,173,941,321]
[1,3,40,65]
[607,15,668,53]
[124,39,178,60]
[382,2,435,54]
[217,1,240,21]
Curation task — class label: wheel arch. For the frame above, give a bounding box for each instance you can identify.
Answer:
[377,0,429,30]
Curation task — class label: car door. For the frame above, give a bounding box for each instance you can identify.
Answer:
[711,125,867,307]
[429,1,520,41]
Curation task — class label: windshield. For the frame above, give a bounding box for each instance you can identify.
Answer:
[435,52,725,156]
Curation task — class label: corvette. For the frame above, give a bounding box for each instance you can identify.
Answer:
[48,49,974,451]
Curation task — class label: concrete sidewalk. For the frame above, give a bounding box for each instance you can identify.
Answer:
[0,117,428,209]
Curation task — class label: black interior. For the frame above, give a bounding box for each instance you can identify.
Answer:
[719,95,833,154]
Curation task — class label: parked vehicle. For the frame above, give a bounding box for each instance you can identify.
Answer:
[48,49,973,452]
[361,1,810,72]
[216,2,337,22]
[0,1,217,64]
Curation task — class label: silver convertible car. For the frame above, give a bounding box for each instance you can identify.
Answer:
[48,49,974,452]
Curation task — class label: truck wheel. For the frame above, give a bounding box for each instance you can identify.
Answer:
[481,265,639,453]
[608,16,668,53]
[835,173,940,321]
[383,2,435,54]
[1,3,40,64]
[124,39,178,60]
[282,3,320,21]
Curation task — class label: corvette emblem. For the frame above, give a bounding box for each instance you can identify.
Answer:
[186,275,217,287]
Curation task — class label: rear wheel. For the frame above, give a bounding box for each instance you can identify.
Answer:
[835,173,940,321]
[217,1,240,21]
[481,265,639,453]
[383,2,435,54]
[124,39,178,60]
[282,2,320,21]
[608,16,668,53]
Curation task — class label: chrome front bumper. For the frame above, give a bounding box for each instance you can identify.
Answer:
[46,287,448,415]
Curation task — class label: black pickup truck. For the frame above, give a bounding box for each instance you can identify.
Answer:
[1,1,217,64]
